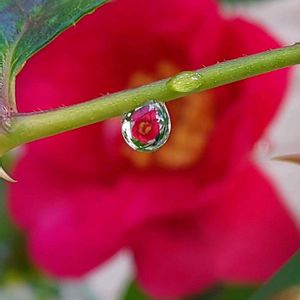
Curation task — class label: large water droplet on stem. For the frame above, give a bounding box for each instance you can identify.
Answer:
[121,100,171,152]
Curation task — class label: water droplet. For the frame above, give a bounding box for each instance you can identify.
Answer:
[167,71,203,93]
[121,100,171,152]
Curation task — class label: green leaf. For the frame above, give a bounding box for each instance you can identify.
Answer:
[123,282,257,300]
[0,0,109,114]
[123,282,150,300]
[187,284,257,300]
[221,285,257,300]
[0,166,31,283]
[248,251,300,300]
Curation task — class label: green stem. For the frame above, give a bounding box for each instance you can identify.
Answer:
[0,43,300,156]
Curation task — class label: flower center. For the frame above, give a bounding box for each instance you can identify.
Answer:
[138,121,152,136]
[123,61,216,169]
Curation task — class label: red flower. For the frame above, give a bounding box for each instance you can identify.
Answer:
[9,0,300,298]
[131,108,160,144]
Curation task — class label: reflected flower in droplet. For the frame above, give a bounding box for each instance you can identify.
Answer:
[121,100,171,152]
[132,109,160,144]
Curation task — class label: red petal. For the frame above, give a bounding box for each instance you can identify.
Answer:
[130,162,300,297]
[9,156,129,277]
[193,18,289,181]
[215,162,300,283]
[28,188,127,277]
[132,220,217,298]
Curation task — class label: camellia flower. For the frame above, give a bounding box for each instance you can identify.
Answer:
[9,0,300,298]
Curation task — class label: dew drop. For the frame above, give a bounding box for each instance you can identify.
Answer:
[121,100,171,152]
[167,71,203,93]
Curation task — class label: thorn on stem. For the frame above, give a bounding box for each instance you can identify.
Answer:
[272,154,300,164]
[0,166,16,183]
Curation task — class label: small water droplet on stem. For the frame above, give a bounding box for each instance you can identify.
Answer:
[167,71,203,93]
